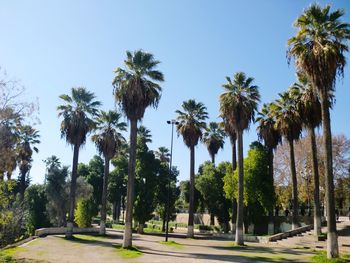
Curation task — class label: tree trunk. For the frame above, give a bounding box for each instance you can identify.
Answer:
[308,126,322,237]
[100,156,110,235]
[187,145,195,238]
[19,167,28,202]
[112,201,117,222]
[211,153,215,165]
[320,94,338,258]
[137,223,144,234]
[231,138,237,171]
[123,119,137,248]
[231,198,237,233]
[235,130,244,245]
[162,218,166,232]
[210,213,215,226]
[66,143,80,239]
[267,148,274,235]
[288,138,299,230]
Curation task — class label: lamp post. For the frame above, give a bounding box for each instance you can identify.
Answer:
[165,119,178,242]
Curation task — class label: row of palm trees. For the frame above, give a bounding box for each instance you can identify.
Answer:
[57,3,348,260]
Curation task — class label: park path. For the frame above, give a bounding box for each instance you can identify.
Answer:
[14,230,314,263]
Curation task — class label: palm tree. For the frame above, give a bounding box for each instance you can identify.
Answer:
[92,110,127,235]
[155,146,170,163]
[113,50,164,248]
[287,4,350,257]
[256,103,281,234]
[202,122,225,165]
[270,91,302,230]
[57,87,101,238]
[17,125,40,201]
[137,125,152,144]
[176,99,208,237]
[219,72,260,245]
[290,73,323,237]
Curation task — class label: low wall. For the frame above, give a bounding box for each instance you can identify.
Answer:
[267,224,313,242]
[35,227,99,237]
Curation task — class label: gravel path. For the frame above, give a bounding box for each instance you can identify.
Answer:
[14,230,315,263]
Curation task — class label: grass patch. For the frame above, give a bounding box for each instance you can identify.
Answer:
[112,224,125,230]
[143,228,163,234]
[159,241,183,249]
[311,251,350,263]
[0,247,26,263]
[226,242,248,248]
[116,245,142,259]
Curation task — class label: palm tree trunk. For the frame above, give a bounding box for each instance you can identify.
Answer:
[19,167,27,202]
[231,138,237,171]
[235,130,244,245]
[100,156,110,235]
[123,119,137,248]
[231,199,237,233]
[320,94,338,258]
[267,148,274,235]
[288,138,299,230]
[211,154,215,165]
[308,126,322,237]
[187,145,195,238]
[66,143,80,239]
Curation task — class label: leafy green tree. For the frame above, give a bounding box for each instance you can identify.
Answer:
[219,72,260,245]
[57,87,101,238]
[17,125,40,201]
[288,4,350,257]
[109,155,128,222]
[133,131,158,233]
[25,184,50,235]
[113,50,164,248]
[271,91,302,229]
[176,99,208,237]
[202,122,225,165]
[74,199,94,228]
[92,110,127,235]
[0,180,24,248]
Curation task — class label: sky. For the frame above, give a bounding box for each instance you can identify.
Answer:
[1,0,350,184]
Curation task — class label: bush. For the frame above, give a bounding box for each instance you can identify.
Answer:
[0,180,25,248]
[74,199,93,228]
[198,225,213,231]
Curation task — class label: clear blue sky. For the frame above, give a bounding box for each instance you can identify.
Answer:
[1,0,349,184]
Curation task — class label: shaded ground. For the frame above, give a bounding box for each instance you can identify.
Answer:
[13,230,315,263]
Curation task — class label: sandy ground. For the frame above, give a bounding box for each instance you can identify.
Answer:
[14,230,316,263]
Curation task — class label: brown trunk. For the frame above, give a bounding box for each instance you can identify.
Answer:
[268,148,274,235]
[308,126,322,237]
[187,145,195,238]
[112,201,117,222]
[320,93,338,258]
[211,153,215,165]
[232,139,237,171]
[123,119,137,248]
[162,218,166,232]
[288,138,299,229]
[66,143,80,238]
[210,213,215,226]
[100,156,110,235]
[235,130,244,245]
[19,167,28,202]
[231,198,237,233]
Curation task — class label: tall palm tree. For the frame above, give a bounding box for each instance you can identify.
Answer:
[92,110,127,235]
[113,50,164,248]
[17,125,40,201]
[270,91,302,230]
[287,4,350,257]
[256,103,281,234]
[290,73,322,237]
[176,99,208,238]
[57,87,101,238]
[137,125,152,144]
[202,122,225,165]
[155,146,170,163]
[219,72,260,245]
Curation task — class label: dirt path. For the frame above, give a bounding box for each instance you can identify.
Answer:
[13,230,315,263]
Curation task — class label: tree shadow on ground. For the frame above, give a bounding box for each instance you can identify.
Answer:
[56,234,120,248]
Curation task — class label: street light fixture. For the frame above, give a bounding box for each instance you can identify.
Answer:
[165,119,178,242]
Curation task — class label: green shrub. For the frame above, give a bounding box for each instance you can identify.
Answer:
[199,225,213,231]
[74,199,93,227]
